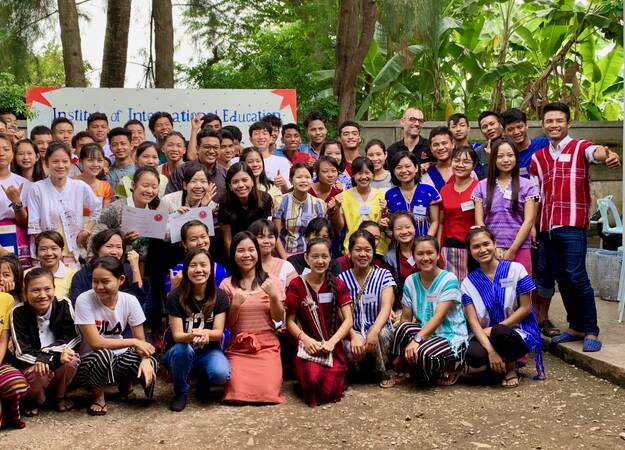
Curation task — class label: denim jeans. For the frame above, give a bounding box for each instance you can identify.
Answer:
[162,343,231,396]
[536,227,599,336]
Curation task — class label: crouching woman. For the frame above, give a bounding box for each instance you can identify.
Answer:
[10,268,80,415]
[285,237,353,407]
[74,257,158,415]
[461,226,544,387]
[163,248,230,412]
[393,235,468,385]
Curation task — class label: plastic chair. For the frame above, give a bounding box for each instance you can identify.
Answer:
[597,195,623,237]
[598,196,625,322]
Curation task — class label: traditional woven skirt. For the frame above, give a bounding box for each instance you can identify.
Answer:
[223,330,284,404]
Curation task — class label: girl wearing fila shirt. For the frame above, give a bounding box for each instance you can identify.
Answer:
[74,257,158,416]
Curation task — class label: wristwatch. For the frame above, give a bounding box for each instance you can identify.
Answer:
[413,335,425,344]
[9,201,23,211]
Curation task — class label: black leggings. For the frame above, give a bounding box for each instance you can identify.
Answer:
[466,324,528,368]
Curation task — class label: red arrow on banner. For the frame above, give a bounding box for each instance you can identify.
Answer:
[271,89,297,121]
[25,86,61,108]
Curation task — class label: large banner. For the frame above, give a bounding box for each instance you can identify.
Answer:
[26,87,297,146]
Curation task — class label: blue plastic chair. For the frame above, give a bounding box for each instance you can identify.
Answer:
[597,196,625,322]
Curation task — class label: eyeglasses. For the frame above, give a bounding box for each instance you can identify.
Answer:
[405,117,425,124]
[200,145,220,152]
[451,159,473,166]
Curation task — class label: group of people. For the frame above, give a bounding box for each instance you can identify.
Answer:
[0,99,619,427]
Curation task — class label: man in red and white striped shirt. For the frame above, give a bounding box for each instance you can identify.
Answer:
[530,102,620,353]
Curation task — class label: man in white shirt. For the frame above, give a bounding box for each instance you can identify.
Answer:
[248,121,291,193]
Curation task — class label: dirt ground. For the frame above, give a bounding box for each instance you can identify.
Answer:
[3,353,625,450]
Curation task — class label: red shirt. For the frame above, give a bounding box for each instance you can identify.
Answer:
[440,179,478,244]
[309,185,342,203]
[344,161,352,176]
[398,253,419,280]
[286,151,313,165]
[529,138,593,232]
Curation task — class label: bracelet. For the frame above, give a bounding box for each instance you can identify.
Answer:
[9,201,23,211]
[297,330,304,340]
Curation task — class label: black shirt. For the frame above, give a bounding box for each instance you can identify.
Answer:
[387,137,434,165]
[166,287,230,350]
[218,191,274,237]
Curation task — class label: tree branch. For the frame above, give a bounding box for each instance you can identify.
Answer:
[17,0,94,34]
[520,5,594,111]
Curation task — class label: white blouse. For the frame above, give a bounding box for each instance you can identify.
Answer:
[27,178,102,257]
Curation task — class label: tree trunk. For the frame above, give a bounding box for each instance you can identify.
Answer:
[334,0,378,124]
[490,1,514,111]
[100,0,132,87]
[152,0,174,88]
[57,0,87,87]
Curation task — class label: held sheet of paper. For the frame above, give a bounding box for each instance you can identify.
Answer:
[121,206,169,239]
[169,207,215,243]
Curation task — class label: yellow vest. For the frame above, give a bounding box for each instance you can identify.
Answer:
[341,188,388,255]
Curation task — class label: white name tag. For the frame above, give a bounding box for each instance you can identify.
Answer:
[499,277,515,288]
[460,201,475,212]
[359,205,372,216]
[426,294,438,303]
[519,167,529,176]
[413,205,427,216]
[361,293,377,305]
[407,256,416,266]
[558,154,571,163]
[318,293,333,304]
[503,190,512,200]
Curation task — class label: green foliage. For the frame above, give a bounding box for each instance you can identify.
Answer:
[0,0,54,84]
[183,0,339,128]
[25,43,66,86]
[356,0,623,121]
[0,42,66,119]
[0,73,30,117]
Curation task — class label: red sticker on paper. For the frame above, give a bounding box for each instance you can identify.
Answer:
[154,214,163,222]
[199,211,208,219]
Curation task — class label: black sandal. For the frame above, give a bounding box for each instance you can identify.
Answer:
[539,320,561,337]
[87,402,107,416]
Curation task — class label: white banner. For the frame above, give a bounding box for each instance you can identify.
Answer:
[26,87,297,146]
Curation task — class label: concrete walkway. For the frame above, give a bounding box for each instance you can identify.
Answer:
[544,295,625,386]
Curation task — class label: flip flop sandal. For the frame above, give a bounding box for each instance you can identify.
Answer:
[379,378,396,388]
[501,373,519,388]
[437,371,460,386]
[539,320,561,337]
[583,337,602,352]
[87,402,107,416]
[551,332,583,344]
